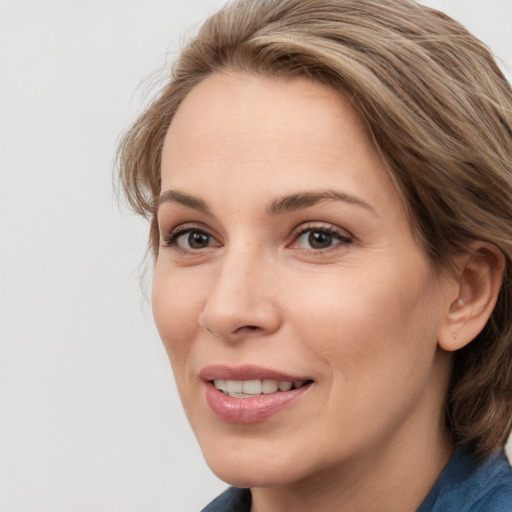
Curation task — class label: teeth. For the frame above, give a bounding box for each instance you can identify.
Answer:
[226,380,243,394]
[262,379,279,394]
[242,380,262,394]
[278,381,292,391]
[213,379,308,397]
[214,379,225,390]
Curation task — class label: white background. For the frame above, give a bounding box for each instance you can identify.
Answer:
[1,1,511,511]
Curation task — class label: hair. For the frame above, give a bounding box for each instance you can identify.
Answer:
[116,0,512,460]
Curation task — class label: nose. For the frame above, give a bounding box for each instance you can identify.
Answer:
[198,248,282,342]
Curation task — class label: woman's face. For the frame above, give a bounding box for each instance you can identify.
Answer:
[154,72,456,488]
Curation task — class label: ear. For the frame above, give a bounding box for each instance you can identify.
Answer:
[438,242,505,352]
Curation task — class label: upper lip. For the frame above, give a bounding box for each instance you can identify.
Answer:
[200,364,311,382]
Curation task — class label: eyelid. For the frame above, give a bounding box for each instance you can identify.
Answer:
[160,222,220,248]
[288,222,353,250]
[159,220,352,253]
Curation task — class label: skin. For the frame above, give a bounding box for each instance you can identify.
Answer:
[153,72,464,512]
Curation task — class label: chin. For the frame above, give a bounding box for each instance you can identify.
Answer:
[200,441,311,488]
[207,458,300,488]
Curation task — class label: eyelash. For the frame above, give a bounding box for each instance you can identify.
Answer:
[290,223,353,252]
[160,222,353,253]
[161,223,218,252]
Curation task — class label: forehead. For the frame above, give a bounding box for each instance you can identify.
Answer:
[160,71,401,216]
[163,72,373,162]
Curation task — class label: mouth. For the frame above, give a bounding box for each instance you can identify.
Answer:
[200,365,314,423]
[212,378,313,398]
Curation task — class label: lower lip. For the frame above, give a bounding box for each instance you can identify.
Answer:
[204,382,311,424]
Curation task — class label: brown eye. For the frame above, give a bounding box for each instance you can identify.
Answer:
[186,232,211,249]
[175,230,215,250]
[308,231,333,249]
[163,227,220,251]
[291,225,353,252]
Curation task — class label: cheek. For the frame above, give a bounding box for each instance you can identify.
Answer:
[283,261,445,446]
[288,259,440,376]
[151,266,205,368]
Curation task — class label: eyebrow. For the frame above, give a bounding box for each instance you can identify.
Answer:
[158,188,376,216]
[267,190,376,215]
[158,189,211,214]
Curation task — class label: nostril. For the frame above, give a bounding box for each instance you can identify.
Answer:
[234,325,260,333]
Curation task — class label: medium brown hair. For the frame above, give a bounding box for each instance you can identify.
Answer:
[117,0,512,460]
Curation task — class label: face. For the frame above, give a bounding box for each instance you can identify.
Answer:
[154,72,455,489]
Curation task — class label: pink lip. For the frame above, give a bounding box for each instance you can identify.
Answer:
[200,365,313,424]
[199,364,309,382]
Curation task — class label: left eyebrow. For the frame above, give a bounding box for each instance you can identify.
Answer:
[267,190,377,216]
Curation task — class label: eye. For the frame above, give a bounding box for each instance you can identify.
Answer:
[178,231,214,250]
[162,225,220,251]
[291,224,352,251]
[301,231,334,250]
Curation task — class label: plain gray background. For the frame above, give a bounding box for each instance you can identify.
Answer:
[1,1,511,511]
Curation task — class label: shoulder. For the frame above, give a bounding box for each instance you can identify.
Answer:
[467,451,512,512]
[419,448,512,512]
[471,484,512,512]
[201,487,251,512]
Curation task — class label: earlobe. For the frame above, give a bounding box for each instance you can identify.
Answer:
[438,242,505,352]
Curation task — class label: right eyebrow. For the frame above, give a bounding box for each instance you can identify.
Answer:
[158,189,211,215]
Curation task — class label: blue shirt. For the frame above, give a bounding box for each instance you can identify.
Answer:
[201,447,512,511]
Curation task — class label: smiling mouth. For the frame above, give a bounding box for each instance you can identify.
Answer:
[203,369,314,423]
[212,378,313,398]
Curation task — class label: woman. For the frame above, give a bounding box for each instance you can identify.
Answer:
[117,0,512,510]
